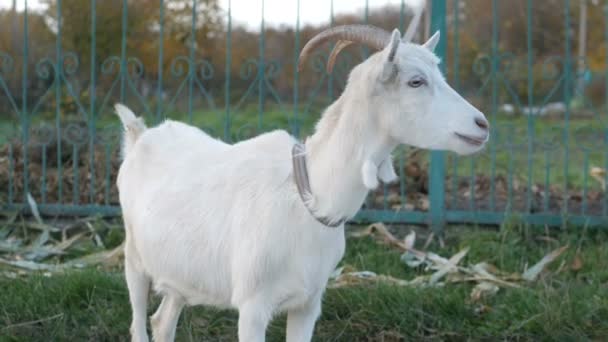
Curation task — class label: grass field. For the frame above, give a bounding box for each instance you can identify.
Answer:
[1,222,607,341]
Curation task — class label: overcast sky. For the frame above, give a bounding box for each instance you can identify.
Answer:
[0,0,423,29]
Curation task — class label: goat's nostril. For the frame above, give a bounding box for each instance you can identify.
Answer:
[475,117,489,130]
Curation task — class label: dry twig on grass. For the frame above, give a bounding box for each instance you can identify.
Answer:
[339,223,568,299]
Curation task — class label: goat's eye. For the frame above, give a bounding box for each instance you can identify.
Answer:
[408,76,426,88]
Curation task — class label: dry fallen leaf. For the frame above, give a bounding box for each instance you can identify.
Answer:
[403,231,416,250]
[401,251,426,268]
[417,197,430,211]
[429,247,469,285]
[590,166,606,191]
[522,245,569,281]
[571,253,583,272]
[469,263,521,288]
[347,222,565,292]
[350,223,426,258]
[329,270,413,288]
[0,258,63,272]
[54,232,87,252]
[470,281,499,302]
[474,304,492,315]
[26,193,43,225]
[66,242,125,268]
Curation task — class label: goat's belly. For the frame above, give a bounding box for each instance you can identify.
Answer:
[132,215,237,309]
[139,243,236,308]
[229,225,346,312]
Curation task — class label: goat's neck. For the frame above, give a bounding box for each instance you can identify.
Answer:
[304,96,396,221]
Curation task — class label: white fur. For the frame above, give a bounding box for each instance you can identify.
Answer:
[361,156,398,190]
[361,160,380,189]
[378,157,398,184]
[116,26,488,342]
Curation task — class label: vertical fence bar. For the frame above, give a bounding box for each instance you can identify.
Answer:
[563,0,572,216]
[55,0,63,204]
[293,0,300,137]
[469,157,476,211]
[490,0,498,212]
[398,1,407,209]
[399,148,406,204]
[120,0,128,102]
[544,148,550,212]
[526,0,535,214]
[41,145,46,203]
[104,146,111,205]
[605,138,608,217]
[398,1,407,210]
[450,0,461,210]
[582,152,589,215]
[467,1,486,216]
[604,4,608,217]
[224,0,232,141]
[88,0,97,204]
[72,145,78,204]
[8,144,14,204]
[508,142,514,210]
[429,0,446,233]
[373,0,389,210]
[21,0,29,203]
[188,0,197,124]
[157,0,165,124]
[257,0,265,131]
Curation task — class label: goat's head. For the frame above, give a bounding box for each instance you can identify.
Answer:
[298,11,489,156]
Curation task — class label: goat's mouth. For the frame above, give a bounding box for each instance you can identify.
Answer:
[454,132,487,147]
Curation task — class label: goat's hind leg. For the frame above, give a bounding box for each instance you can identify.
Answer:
[150,292,185,342]
[125,244,151,342]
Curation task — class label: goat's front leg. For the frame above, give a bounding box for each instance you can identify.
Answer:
[286,295,322,342]
[238,297,274,342]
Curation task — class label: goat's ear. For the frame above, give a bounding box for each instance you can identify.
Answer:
[423,30,440,52]
[380,29,401,82]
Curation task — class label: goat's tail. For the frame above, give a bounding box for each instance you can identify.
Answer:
[114,103,146,158]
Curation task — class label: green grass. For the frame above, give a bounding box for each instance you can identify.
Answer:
[1,224,608,341]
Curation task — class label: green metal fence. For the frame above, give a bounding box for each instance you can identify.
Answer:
[1,0,607,230]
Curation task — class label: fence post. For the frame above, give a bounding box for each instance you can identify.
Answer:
[429,0,447,235]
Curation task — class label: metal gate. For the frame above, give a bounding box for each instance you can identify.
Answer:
[1,0,607,232]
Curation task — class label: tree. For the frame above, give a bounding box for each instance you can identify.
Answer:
[38,0,223,115]
[0,9,55,117]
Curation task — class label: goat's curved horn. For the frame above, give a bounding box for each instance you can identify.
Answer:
[297,25,391,72]
[326,40,353,74]
[402,7,423,42]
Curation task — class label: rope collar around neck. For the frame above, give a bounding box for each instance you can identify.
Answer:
[291,142,347,228]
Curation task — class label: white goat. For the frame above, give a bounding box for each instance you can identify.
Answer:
[115,11,489,342]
